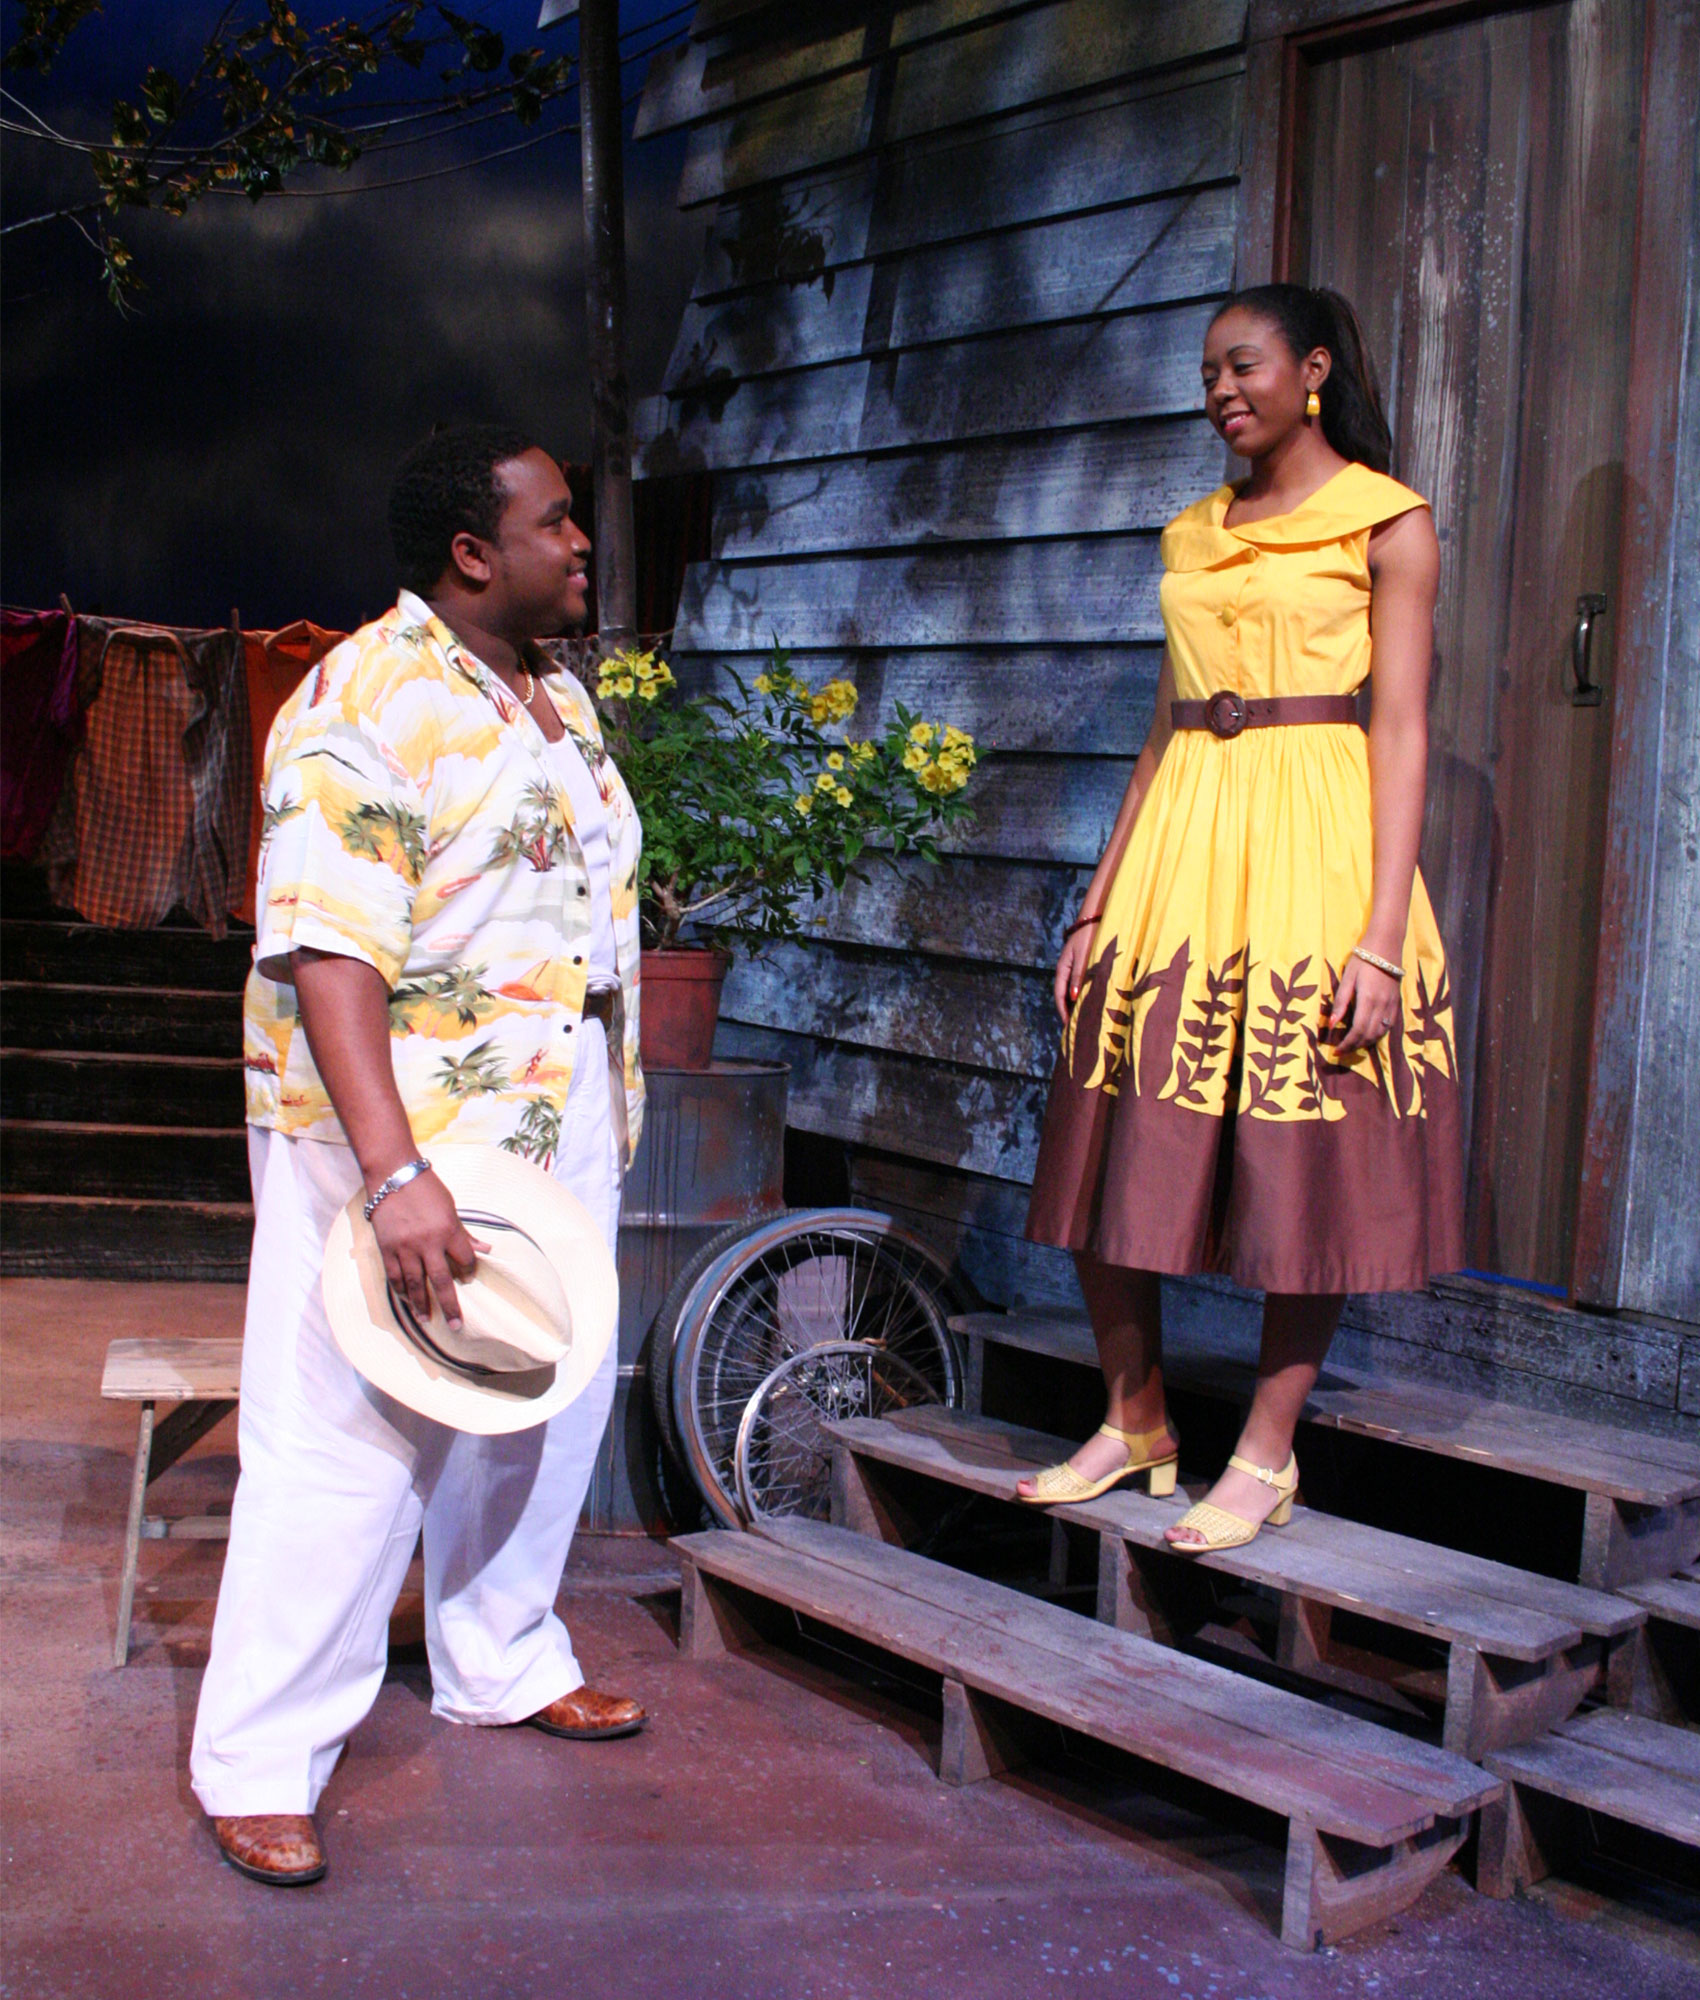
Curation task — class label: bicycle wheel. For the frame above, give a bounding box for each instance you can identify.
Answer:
[734,1341,940,1524]
[670,1208,964,1529]
[644,1220,763,1472]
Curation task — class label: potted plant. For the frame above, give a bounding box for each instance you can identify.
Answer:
[591,644,978,1068]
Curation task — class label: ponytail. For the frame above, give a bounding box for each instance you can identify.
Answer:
[1213,283,1393,473]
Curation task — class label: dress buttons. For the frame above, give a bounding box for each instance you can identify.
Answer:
[576,886,587,897]
[573,955,584,965]
[1220,605,1237,628]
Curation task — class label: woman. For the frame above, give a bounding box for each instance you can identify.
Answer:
[1019,284,1463,1552]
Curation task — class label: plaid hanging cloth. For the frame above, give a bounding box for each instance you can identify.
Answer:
[47,618,247,933]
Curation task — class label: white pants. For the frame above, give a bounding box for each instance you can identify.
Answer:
[190,1023,621,1819]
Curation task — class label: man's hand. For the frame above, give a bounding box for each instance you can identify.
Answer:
[370,1169,485,1330]
[290,949,491,1327]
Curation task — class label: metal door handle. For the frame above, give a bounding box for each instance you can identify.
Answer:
[1571,592,1607,707]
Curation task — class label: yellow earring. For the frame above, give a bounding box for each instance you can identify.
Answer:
[1306,390,1321,418]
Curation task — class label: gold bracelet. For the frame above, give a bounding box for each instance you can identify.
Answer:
[1351,945,1404,981]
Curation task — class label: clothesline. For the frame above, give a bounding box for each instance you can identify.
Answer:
[0,606,672,937]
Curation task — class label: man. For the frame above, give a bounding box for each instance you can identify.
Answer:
[190,426,646,1885]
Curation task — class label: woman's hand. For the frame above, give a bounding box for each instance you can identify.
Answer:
[1054,920,1100,1022]
[1328,954,1401,1053]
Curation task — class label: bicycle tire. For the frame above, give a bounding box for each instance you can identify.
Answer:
[669,1208,964,1529]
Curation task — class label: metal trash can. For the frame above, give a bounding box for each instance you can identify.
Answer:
[581,1059,787,1531]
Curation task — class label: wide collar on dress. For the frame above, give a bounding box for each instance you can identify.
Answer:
[1160,464,1426,572]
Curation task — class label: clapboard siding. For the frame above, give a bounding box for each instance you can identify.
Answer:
[691,67,1241,297]
[712,427,1222,559]
[723,940,1057,1076]
[666,184,1237,387]
[677,0,1246,204]
[675,538,1163,650]
[679,647,1162,756]
[715,1019,1047,1181]
[637,300,1217,472]
[641,1,1244,1270]
[801,855,1096,968]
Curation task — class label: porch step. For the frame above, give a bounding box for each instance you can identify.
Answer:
[953,1308,1700,1591]
[1,1121,249,1201]
[0,1195,253,1281]
[0,1051,245,1128]
[828,1406,1643,1759]
[1478,1710,1700,1894]
[676,1519,1496,1952]
[0,983,243,1057]
[0,917,254,989]
[1618,1573,1700,1724]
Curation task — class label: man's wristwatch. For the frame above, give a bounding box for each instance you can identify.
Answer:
[363,1157,433,1222]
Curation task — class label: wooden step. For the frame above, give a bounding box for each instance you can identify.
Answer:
[1,1120,249,1201]
[829,1407,1643,1758]
[0,983,243,1057]
[0,918,252,991]
[675,1519,1495,1951]
[0,1051,245,1128]
[953,1308,1700,1591]
[1479,1709,1700,1894]
[1618,1574,1700,1724]
[0,1194,252,1280]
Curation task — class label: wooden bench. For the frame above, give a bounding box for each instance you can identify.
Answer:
[953,1309,1700,1591]
[828,1406,1644,1759]
[1478,1710,1700,1895]
[675,1518,1497,1950]
[100,1337,242,1666]
[1617,1569,1700,1724]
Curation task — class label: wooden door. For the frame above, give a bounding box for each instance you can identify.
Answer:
[1290,0,1645,1289]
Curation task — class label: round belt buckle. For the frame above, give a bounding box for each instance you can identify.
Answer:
[1206,690,1247,739]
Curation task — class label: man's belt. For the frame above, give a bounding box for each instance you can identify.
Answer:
[1170,692,1361,740]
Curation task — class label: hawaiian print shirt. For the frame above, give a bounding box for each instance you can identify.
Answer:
[243,592,644,1168]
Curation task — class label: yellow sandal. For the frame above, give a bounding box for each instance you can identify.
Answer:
[1018,1422,1179,1506]
[1166,1451,1298,1553]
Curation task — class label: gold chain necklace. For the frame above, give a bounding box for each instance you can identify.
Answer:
[517,664,536,705]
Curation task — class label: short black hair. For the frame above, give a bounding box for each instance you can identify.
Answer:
[388,424,539,595]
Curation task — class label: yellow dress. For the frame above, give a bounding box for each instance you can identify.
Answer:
[1026,463,1464,1293]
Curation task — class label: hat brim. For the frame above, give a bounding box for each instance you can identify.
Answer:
[322,1145,618,1436]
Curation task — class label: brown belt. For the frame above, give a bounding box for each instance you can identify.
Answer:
[1171,692,1361,740]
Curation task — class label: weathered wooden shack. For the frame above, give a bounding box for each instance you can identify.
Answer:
[630,0,1700,1413]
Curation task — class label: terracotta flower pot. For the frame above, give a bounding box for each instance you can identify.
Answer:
[639,947,731,1070]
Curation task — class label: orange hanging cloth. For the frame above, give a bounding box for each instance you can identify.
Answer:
[231,621,346,923]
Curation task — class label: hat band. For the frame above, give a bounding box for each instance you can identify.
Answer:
[385,1210,557,1381]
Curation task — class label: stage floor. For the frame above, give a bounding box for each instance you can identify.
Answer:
[2,1277,1695,2000]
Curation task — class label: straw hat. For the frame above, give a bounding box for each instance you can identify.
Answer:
[321,1146,618,1435]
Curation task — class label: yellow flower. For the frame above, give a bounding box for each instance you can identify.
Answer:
[754,673,774,694]
[848,740,876,765]
[815,769,837,792]
[902,743,928,772]
[825,751,845,770]
[833,784,853,808]
[637,681,661,702]
[919,761,949,794]
[939,726,975,765]
[612,673,636,698]
[908,721,935,747]
[824,679,858,719]
[793,792,813,817]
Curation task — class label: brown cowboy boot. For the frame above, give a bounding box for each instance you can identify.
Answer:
[213,1814,326,1885]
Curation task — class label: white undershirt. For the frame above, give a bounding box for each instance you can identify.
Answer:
[541,727,618,990]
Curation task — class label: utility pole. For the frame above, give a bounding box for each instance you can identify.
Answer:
[576,0,637,654]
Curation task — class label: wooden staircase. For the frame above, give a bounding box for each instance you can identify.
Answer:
[1,874,253,1280]
[667,1316,1700,1945]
